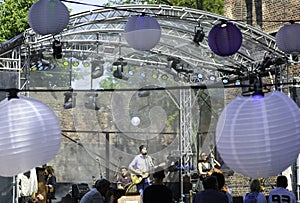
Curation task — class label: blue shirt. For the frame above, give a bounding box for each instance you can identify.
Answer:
[80,188,104,203]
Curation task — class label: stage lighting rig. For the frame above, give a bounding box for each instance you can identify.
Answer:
[84,93,100,110]
[63,92,77,109]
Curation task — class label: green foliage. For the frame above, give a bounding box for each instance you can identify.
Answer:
[0,0,36,43]
[106,0,223,15]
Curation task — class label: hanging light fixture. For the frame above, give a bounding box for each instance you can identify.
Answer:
[208,21,242,56]
[216,91,300,178]
[124,15,161,51]
[28,0,70,36]
[0,90,61,176]
[276,21,300,54]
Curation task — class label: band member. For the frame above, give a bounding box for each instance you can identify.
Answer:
[116,166,132,190]
[44,166,56,203]
[198,152,221,180]
[128,145,154,196]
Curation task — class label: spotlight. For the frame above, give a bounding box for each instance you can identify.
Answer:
[91,60,104,79]
[193,27,205,45]
[73,61,79,67]
[30,53,56,71]
[197,73,203,80]
[52,40,62,59]
[222,77,229,84]
[152,73,158,79]
[84,93,100,110]
[161,74,168,80]
[128,70,134,76]
[208,75,217,81]
[113,65,128,80]
[63,92,77,109]
[138,91,150,97]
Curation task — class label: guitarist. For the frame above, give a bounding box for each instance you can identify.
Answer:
[129,145,154,196]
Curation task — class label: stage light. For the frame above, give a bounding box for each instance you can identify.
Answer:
[84,93,100,110]
[73,61,79,67]
[161,74,168,80]
[138,91,150,97]
[52,40,62,59]
[63,61,69,66]
[235,80,241,85]
[113,66,128,80]
[91,60,104,79]
[152,73,158,79]
[63,92,76,109]
[222,77,229,84]
[128,70,134,76]
[83,62,90,67]
[197,73,203,80]
[193,27,205,45]
[140,72,146,78]
[209,75,217,81]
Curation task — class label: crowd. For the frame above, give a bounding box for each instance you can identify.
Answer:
[77,146,296,203]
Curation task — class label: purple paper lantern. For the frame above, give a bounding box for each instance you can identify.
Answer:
[208,22,242,56]
[276,22,300,54]
[124,15,161,51]
[28,0,70,36]
[216,91,300,178]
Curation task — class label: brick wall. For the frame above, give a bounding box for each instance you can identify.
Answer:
[224,0,300,34]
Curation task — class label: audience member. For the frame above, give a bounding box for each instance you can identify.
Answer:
[243,179,267,203]
[211,172,233,203]
[268,175,296,203]
[143,167,173,203]
[193,176,228,203]
[80,179,111,203]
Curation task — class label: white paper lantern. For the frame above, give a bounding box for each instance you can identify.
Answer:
[0,95,61,177]
[124,15,161,51]
[131,116,141,126]
[276,22,300,54]
[216,91,300,178]
[28,0,70,36]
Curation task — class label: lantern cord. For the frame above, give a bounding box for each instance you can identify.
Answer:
[6,88,19,100]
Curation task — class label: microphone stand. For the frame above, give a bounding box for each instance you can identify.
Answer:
[62,133,104,179]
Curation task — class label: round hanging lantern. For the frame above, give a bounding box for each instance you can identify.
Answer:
[208,22,242,56]
[28,0,70,36]
[0,95,61,177]
[276,22,300,54]
[216,91,300,178]
[124,15,161,51]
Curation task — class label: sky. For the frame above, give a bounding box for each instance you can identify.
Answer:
[63,0,108,14]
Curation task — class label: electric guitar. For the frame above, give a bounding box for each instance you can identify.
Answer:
[130,162,166,185]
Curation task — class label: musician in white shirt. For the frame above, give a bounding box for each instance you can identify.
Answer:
[129,145,154,196]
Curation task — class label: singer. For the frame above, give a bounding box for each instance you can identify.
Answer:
[128,145,154,196]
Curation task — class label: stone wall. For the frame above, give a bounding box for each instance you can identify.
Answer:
[224,0,300,34]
